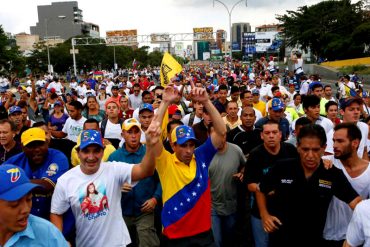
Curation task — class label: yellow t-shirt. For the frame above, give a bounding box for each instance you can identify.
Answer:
[71,142,116,166]
[253,101,267,117]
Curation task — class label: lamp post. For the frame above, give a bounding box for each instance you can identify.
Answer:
[44,15,66,74]
[213,0,247,60]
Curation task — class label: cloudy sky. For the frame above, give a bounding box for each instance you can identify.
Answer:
[1,0,324,37]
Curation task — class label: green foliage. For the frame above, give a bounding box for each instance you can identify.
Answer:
[338,64,370,74]
[0,25,25,76]
[277,0,370,60]
[25,37,171,73]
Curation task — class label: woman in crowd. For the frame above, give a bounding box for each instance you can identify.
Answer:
[119,95,133,121]
[82,96,105,122]
[97,85,109,110]
[48,101,69,131]
[100,100,123,149]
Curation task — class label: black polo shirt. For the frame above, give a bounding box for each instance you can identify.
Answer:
[226,126,262,156]
[260,158,359,247]
[245,142,299,218]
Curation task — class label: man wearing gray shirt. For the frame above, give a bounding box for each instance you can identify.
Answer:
[209,132,246,247]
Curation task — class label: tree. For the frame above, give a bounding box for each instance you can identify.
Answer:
[277,0,370,60]
[0,25,25,76]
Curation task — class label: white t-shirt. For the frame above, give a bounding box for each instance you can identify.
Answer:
[325,121,368,157]
[346,199,370,247]
[323,159,370,240]
[106,81,115,95]
[69,81,78,90]
[36,79,46,88]
[48,81,63,95]
[76,85,87,97]
[100,119,122,140]
[182,113,202,127]
[128,94,142,110]
[267,60,275,71]
[51,162,135,247]
[237,107,262,123]
[294,58,304,74]
[62,117,87,142]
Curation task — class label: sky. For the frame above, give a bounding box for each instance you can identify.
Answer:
[1,0,325,37]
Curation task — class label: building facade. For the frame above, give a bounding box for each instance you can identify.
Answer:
[231,22,251,51]
[30,1,100,40]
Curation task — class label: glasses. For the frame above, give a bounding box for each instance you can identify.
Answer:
[134,90,140,93]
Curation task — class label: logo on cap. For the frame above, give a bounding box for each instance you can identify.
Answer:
[7,168,21,183]
[178,128,185,138]
[82,131,91,141]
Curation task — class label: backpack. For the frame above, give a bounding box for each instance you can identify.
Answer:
[188,112,196,127]
[100,118,124,137]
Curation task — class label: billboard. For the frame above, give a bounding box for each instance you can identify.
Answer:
[150,33,170,43]
[193,27,213,41]
[243,32,256,54]
[106,30,138,46]
[255,31,278,53]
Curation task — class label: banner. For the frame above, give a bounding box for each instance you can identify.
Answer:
[160,52,182,87]
[106,30,137,46]
[193,27,213,41]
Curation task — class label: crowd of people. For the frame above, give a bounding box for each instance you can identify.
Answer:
[0,56,370,247]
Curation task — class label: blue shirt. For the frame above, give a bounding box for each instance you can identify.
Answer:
[108,144,162,217]
[5,148,69,220]
[3,214,68,247]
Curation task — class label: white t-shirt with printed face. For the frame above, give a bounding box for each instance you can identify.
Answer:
[62,117,87,142]
[325,121,368,157]
[346,199,370,247]
[323,159,370,241]
[51,162,135,247]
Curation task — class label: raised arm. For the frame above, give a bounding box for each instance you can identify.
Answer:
[131,115,161,181]
[191,87,226,148]
[150,84,178,157]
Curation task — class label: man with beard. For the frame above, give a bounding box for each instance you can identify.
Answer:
[4,127,69,220]
[323,123,370,247]
[325,98,369,160]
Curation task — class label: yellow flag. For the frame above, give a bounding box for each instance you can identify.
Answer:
[160,52,182,87]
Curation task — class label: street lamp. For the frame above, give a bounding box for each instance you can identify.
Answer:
[213,0,247,60]
[44,15,66,74]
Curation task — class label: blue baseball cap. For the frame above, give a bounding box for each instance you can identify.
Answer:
[139,103,154,114]
[271,98,284,111]
[8,106,22,115]
[0,165,40,201]
[171,125,198,145]
[79,130,104,150]
[54,101,62,107]
[309,81,323,90]
[339,97,363,110]
[252,89,260,95]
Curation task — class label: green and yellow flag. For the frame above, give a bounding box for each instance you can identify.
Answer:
[160,52,182,87]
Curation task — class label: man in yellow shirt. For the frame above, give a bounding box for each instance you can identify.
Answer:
[147,83,227,245]
[252,89,266,116]
[71,118,116,166]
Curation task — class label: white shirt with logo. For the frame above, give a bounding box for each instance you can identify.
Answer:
[62,117,87,142]
[51,162,135,247]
